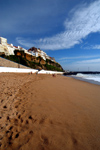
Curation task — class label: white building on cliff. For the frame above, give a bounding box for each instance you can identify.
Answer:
[28,47,55,62]
[0,37,56,62]
[0,37,16,55]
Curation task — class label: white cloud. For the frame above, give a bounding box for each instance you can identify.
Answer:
[59,55,100,60]
[76,58,100,64]
[82,44,100,49]
[91,45,100,49]
[17,0,100,50]
[16,37,34,48]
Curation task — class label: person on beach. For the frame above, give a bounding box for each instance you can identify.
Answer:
[52,74,56,77]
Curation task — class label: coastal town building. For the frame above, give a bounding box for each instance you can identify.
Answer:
[0,37,16,55]
[0,37,7,45]
[28,47,55,62]
[28,47,47,60]
[0,37,56,62]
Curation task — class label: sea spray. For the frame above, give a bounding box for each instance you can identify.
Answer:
[71,73,100,85]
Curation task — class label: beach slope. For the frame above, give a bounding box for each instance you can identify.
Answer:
[0,73,100,150]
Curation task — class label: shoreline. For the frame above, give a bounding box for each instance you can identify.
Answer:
[64,75,100,86]
[0,73,100,150]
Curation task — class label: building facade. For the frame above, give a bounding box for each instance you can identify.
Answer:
[0,37,7,45]
[0,37,56,62]
[28,47,55,62]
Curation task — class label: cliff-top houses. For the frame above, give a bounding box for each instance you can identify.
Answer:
[0,37,56,62]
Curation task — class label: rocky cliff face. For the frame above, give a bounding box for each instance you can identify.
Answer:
[0,50,64,72]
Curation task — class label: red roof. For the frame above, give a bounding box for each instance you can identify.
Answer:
[14,46,18,48]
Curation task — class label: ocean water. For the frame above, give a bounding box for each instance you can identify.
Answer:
[72,73,100,85]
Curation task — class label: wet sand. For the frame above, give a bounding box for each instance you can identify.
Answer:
[0,73,100,150]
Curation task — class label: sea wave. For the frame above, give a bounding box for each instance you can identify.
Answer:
[72,73,100,83]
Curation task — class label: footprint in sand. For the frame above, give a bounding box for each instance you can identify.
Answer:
[15,133,19,138]
[39,117,46,124]
[20,118,23,123]
[3,105,7,109]
[29,130,34,135]
[18,114,21,119]
[72,137,78,145]
[0,142,2,147]
[49,119,53,125]
[1,100,3,103]
[15,105,18,108]
[41,135,49,145]
[28,115,33,120]
[7,116,10,121]
[26,120,29,124]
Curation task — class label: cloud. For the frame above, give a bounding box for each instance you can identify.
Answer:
[16,37,34,48]
[59,55,100,60]
[92,45,100,49]
[76,58,100,64]
[17,0,100,50]
[81,44,100,49]
[89,45,100,49]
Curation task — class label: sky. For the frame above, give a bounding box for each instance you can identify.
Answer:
[0,0,100,71]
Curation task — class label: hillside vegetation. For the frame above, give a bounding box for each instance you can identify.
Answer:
[0,50,64,72]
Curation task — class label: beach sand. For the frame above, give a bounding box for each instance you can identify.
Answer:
[0,73,100,150]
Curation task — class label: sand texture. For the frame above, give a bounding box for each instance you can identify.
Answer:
[0,73,100,150]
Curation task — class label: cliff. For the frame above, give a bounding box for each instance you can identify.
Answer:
[0,50,64,72]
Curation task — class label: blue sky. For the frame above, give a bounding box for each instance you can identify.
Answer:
[1,0,100,71]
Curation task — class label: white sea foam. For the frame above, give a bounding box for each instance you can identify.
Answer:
[74,73,100,83]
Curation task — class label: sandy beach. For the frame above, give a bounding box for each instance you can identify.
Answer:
[0,73,100,150]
